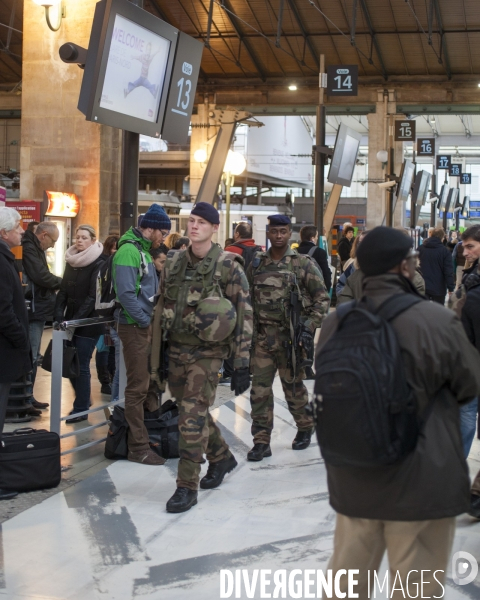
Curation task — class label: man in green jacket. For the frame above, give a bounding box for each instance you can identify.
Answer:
[113,203,171,466]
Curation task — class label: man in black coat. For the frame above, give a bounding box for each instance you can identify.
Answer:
[456,225,480,518]
[317,227,480,598]
[0,207,33,500]
[418,226,454,303]
[297,225,332,292]
[22,222,62,410]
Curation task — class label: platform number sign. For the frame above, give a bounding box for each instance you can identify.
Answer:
[417,138,435,157]
[326,65,358,96]
[161,32,203,145]
[436,155,451,169]
[394,120,416,141]
[461,173,472,185]
[449,163,462,177]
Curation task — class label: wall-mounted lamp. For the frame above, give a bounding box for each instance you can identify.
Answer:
[193,148,207,164]
[376,149,388,170]
[32,0,65,32]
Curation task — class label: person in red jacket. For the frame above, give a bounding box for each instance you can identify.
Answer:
[224,222,262,271]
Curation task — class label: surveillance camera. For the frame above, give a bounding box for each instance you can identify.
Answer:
[376,180,397,189]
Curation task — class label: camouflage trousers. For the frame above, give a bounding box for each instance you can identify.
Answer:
[168,356,231,490]
[250,330,313,444]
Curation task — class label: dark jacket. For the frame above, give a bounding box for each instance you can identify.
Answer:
[297,241,332,291]
[225,239,263,270]
[337,236,353,263]
[318,274,480,521]
[54,255,105,338]
[337,268,426,305]
[418,236,454,295]
[461,263,480,352]
[21,229,62,322]
[0,241,32,383]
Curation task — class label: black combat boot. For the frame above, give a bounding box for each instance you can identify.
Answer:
[292,429,313,450]
[247,443,272,462]
[469,494,480,519]
[200,455,237,489]
[166,487,198,513]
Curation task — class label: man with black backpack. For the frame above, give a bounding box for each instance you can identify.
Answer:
[224,222,262,270]
[314,227,480,598]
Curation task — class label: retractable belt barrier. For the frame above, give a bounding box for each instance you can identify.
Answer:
[50,317,126,456]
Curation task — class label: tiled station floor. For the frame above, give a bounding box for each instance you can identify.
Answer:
[0,332,479,599]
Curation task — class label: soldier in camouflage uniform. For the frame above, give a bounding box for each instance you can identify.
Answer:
[152,202,253,513]
[246,214,330,461]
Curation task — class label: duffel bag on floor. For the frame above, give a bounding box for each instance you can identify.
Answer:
[104,405,129,460]
[105,401,179,460]
[0,428,61,492]
[145,400,179,459]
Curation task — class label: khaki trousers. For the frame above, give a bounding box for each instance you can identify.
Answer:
[328,514,456,599]
[117,323,159,453]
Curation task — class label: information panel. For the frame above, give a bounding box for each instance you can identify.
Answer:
[416,138,435,157]
[326,65,358,96]
[394,120,416,141]
[449,163,462,177]
[436,155,451,169]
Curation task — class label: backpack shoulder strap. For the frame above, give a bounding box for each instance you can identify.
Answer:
[307,246,316,258]
[376,294,423,322]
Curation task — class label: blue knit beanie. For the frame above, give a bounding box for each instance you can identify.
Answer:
[140,204,171,231]
[191,202,220,225]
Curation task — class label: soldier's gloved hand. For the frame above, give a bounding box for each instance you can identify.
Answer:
[299,327,314,354]
[231,367,250,396]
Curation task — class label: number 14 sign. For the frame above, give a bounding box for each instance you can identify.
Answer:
[326,65,358,96]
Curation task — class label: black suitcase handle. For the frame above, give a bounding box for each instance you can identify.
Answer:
[13,428,36,435]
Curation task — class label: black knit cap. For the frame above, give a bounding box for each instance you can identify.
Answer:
[191,202,220,224]
[356,226,413,277]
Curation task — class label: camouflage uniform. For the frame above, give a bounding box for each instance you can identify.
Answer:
[157,243,252,491]
[247,247,330,444]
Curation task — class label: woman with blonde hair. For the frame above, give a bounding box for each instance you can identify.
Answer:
[164,231,181,249]
[54,225,105,423]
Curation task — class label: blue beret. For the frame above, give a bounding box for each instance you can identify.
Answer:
[191,202,220,225]
[268,214,291,226]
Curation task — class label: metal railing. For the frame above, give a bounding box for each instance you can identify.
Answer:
[50,317,126,456]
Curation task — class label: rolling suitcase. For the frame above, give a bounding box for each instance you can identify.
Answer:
[0,428,61,492]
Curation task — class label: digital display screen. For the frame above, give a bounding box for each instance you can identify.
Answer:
[337,135,360,182]
[100,14,170,123]
[327,123,362,188]
[397,160,415,203]
[413,171,431,206]
[438,185,449,210]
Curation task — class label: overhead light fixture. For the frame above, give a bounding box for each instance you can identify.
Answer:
[478,83,480,88]
[288,85,297,91]
[32,0,65,32]
[431,118,436,124]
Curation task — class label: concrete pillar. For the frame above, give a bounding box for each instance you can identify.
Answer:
[21,0,121,240]
[367,90,404,229]
[189,103,210,199]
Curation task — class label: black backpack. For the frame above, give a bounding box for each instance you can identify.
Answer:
[95,240,147,318]
[312,294,423,468]
[230,242,263,270]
